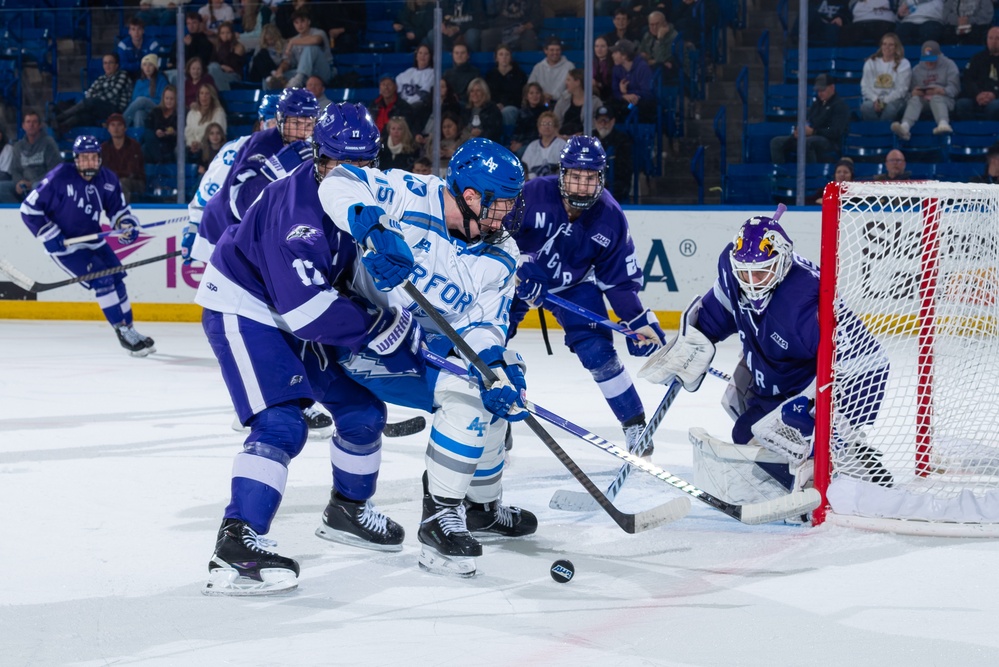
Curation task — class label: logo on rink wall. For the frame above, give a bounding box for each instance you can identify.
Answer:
[641,239,678,291]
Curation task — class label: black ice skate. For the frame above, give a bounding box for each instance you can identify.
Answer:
[417,474,481,577]
[115,324,155,357]
[203,518,300,596]
[316,491,405,552]
[844,444,894,488]
[623,419,652,458]
[463,499,538,537]
[302,404,334,439]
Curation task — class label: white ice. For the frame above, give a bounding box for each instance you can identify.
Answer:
[1,320,998,666]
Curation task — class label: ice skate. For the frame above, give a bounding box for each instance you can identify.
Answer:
[843,444,894,488]
[316,491,405,552]
[302,404,334,439]
[203,518,299,596]
[115,324,155,357]
[463,499,538,537]
[418,480,481,578]
[623,420,652,459]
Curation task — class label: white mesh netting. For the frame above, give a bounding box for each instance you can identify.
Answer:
[825,181,999,533]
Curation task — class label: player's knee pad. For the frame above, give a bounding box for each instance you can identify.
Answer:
[572,335,622,380]
[91,274,118,294]
[246,403,309,459]
[329,398,386,445]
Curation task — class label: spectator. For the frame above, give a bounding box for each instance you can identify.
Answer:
[267,9,332,90]
[771,74,850,163]
[481,0,542,52]
[461,77,504,142]
[860,33,911,121]
[0,111,60,203]
[942,0,994,45]
[442,42,480,104]
[117,17,160,80]
[874,149,911,180]
[970,142,999,183]
[394,0,435,53]
[792,0,851,47]
[594,36,615,101]
[610,39,655,122]
[185,84,227,154]
[602,8,640,47]
[208,21,247,92]
[814,157,855,203]
[417,77,463,145]
[846,0,897,46]
[248,24,284,84]
[521,111,567,179]
[592,105,632,201]
[891,40,960,139]
[323,0,364,54]
[137,0,178,28]
[554,69,603,137]
[671,0,718,50]
[101,113,145,203]
[0,124,12,179]
[411,156,433,175]
[422,111,464,167]
[199,0,235,40]
[896,0,945,45]
[638,11,680,77]
[434,0,487,52]
[377,116,420,171]
[510,82,550,155]
[182,57,216,110]
[369,75,414,132]
[197,122,228,174]
[955,26,999,121]
[306,75,331,109]
[397,44,435,110]
[124,53,169,129]
[528,37,576,103]
[143,84,178,163]
[55,53,133,133]
[485,45,528,128]
[182,12,215,72]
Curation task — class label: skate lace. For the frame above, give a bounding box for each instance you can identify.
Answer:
[357,501,389,535]
[240,525,278,554]
[302,405,322,419]
[493,503,516,528]
[623,424,645,454]
[424,503,469,536]
[118,325,144,346]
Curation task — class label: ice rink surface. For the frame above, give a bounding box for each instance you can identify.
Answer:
[2,319,998,666]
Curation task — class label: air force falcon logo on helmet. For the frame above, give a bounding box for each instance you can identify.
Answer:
[286,225,323,245]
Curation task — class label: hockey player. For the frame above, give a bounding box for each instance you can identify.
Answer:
[638,211,892,494]
[181,93,280,263]
[317,128,536,578]
[19,135,153,357]
[510,136,666,454]
[197,103,423,596]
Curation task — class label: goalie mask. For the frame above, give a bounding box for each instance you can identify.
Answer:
[730,214,793,312]
[72,135,102,180]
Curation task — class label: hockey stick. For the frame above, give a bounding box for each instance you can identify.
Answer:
[543,292,732,382]
[406,282,687,533]
[64,215,189,246]
[383,416,427,437]
[0,251,182,293]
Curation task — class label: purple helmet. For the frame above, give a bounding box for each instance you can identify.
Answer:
[72,135,102,179]
[729,213,794,312]
[276,87,320,143]
[558,136,606,210]
[311,103,380,183]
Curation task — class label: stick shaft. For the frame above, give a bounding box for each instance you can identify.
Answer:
[64,216,188,246]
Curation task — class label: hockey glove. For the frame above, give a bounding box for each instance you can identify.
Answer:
[180,224,197,263]
[114,216,140,245]
[351,205,414,292]
[751,395,815,467]
[515,259,549,306]
[261,140,312,182]
[37,222,66,255]
[624,309,667,357]
[468,346,529,422]
[365,306,425,374]
[637,297,715,391]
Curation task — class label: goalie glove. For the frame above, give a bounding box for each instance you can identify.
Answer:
[468,346,529,422]
[751,395,815,467]
[623,309,667,357]
[637,298,715,391]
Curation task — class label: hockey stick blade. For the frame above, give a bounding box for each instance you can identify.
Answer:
[383,416,427,437]
[0,251,182,293]
[549,378,682,512]
[406,283,684,533]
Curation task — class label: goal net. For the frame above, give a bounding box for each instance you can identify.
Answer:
[815,181,999,536]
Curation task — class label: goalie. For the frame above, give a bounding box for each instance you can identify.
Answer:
[639,210,893,500]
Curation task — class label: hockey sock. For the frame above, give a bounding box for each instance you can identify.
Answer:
[330,433,382,501]
[577,344,644,425]
[96,280,132,327]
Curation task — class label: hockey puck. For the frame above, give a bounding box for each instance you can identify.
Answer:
[550,559,574,583]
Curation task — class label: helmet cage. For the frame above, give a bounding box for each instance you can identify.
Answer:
[729,218,793,312]
[72,135,102,179]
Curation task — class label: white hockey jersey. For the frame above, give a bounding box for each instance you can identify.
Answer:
[187,135,249,225]
[317,165,519,356]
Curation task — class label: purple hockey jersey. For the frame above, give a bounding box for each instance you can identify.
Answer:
[20,163,132,238]
[514,175,645,320]
[195,162,371,350]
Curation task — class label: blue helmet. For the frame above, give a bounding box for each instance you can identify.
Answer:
[558,136,607,210]
[446,138,524,243]
[258,93,280,124]
[276,87,320,142]
[72,135,102,178]
[729,212,794,312]
[311,103,381,183]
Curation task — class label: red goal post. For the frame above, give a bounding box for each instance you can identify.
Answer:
[814,180,999,536]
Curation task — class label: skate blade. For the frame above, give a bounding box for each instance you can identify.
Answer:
[127,346,154,358]
[307,426,334,440]
[202,567,298,596]
[315,523,404,552]
[418,545,476,578]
